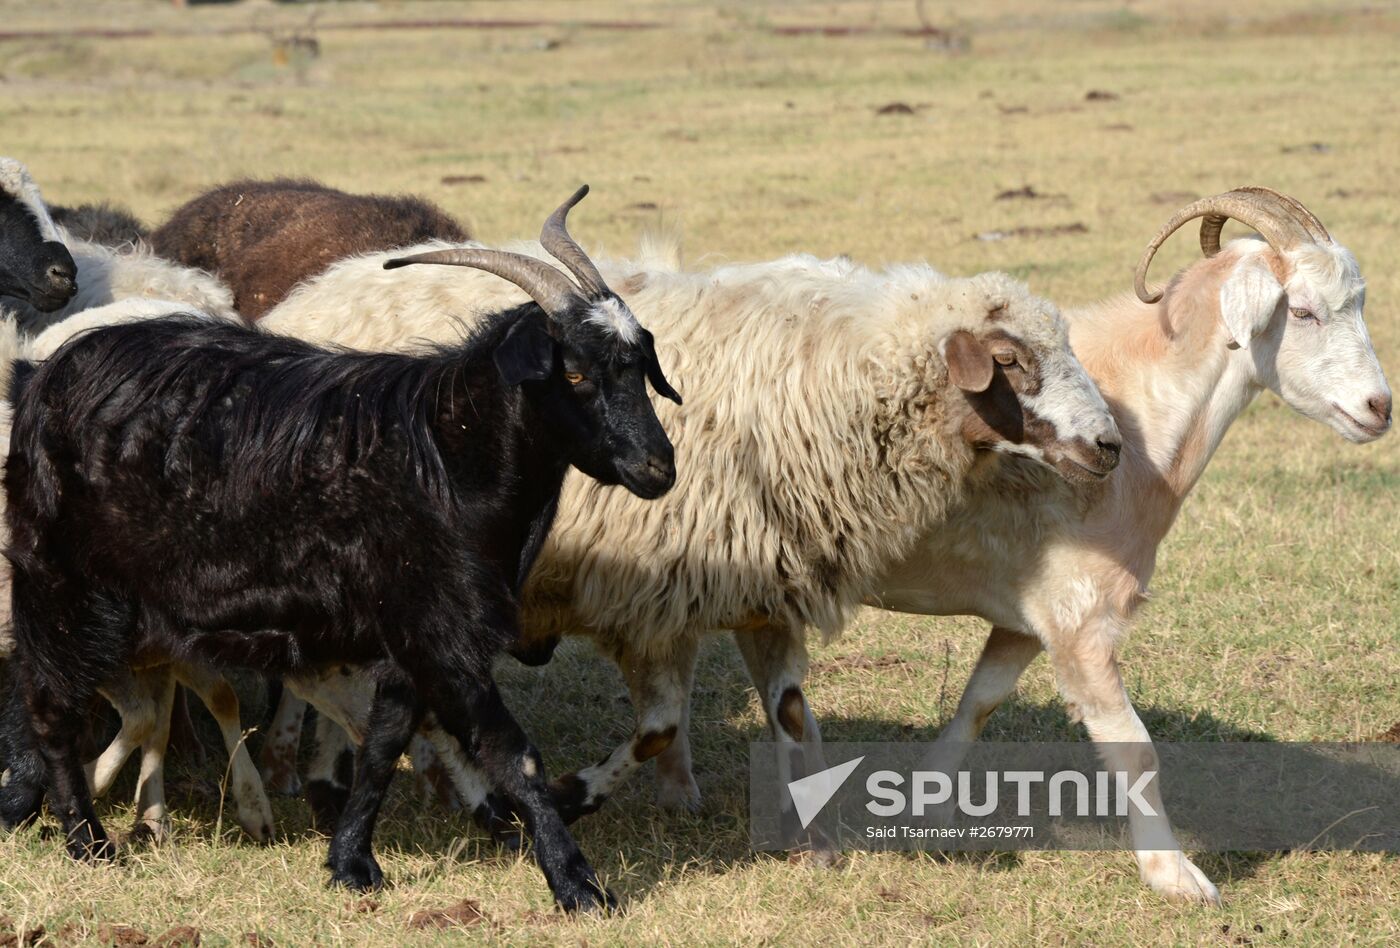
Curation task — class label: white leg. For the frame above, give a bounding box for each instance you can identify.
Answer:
[175,664,275,842]
[551,635,698,822]
[733,623,831,854]
[1048,628,1220,905]
[258,687,307,796]
[90,665,169,798]
[131,672,176,841]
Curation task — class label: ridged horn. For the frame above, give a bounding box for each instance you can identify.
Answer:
[384,247,583,319]
[540,185,610,298]
[1134,188,1331,304]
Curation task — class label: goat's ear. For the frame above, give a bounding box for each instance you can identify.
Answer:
[639,328,682,405]
[943,330,993,393]
[493,318,555,386]
[1219,256,1285,347]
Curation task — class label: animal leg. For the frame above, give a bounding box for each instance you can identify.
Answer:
[0,664,46,830]
[8,585,124,856]
[325,669,420,891]
[733,622,832,856]
[424,671,614,913]
[306,713,356,834]
[258,687,307,796]
[939,625,1044,743]
[119,668,176,842]
[89,664,169,799]
[286,668,370,833]
[550,636,698,824]
[176,663,275,842]
[1048,628,1220,905]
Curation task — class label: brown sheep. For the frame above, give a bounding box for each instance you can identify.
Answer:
[149,179,468,320]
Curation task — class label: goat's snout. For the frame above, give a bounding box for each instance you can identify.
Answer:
[617,449,676,500]
[1095,435,1122,471]
[1367,393,1393,432]
[644,453,675,482]
[46,260,77,293]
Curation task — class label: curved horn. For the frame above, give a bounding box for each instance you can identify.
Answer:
[384,248,583,318]
[1134,188,1328,304]
[540,184,610,298]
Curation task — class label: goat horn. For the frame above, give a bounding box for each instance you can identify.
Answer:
[384,248,583,319]
[540,184,611,299]
[1134,188,1330,304]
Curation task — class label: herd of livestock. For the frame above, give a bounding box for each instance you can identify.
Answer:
[0,157,1390,912]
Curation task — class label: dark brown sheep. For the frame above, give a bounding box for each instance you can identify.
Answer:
[149,179,469,320]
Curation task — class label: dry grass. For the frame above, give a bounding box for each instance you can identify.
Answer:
[1,0,1397,944]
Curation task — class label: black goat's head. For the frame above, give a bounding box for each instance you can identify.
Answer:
[386,186,680,499]
[0,158,78,313]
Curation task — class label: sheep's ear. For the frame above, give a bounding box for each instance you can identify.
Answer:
[638,328,682,405]
[1219,256,1285,348]
[943,330,993,393]
[494,318,555,386]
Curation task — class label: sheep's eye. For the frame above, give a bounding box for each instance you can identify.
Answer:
[994,352,1018,367]
[565,371,587,385]
[1290,307,1316,322]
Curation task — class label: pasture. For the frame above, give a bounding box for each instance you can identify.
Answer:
[1,0,1397,943]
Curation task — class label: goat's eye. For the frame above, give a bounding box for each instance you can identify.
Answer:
[994,352,1018,367]
[565,371,587,385]
[1290,307,1316,322]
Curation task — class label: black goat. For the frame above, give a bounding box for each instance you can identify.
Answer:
[0,187,679,913]
[0,158,77,314]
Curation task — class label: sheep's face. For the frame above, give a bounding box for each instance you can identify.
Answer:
[942,299,1122,485]
[495,306,679,500]
[1217,239,1390,443]
[0,176,77,313]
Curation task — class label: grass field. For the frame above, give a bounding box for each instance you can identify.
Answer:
[1,1,1398,944]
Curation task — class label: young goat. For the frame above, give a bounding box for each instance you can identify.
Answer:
[0,159,78,315]
[0,187,678,912]
[150,178,469,319]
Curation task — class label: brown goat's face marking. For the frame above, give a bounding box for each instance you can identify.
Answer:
[949,327,1122,485]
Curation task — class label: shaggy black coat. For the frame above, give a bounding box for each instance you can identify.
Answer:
[0,309,675,912]
[49,202,150,246]
[150,178,468,319]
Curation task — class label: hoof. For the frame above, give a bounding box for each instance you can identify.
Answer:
[129,817,171,845]
[471,794,522,851]
[68,833,117,862]
[328,853,384,892]
[554,881,618,915]
[655,776,702,814]
[1138,850,1222,905]
[237,799,277,844]
[549,774,604,825]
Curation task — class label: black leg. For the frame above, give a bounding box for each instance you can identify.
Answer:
[0,669,45,830]
[426,675,615,913]
[325,670,420,891]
